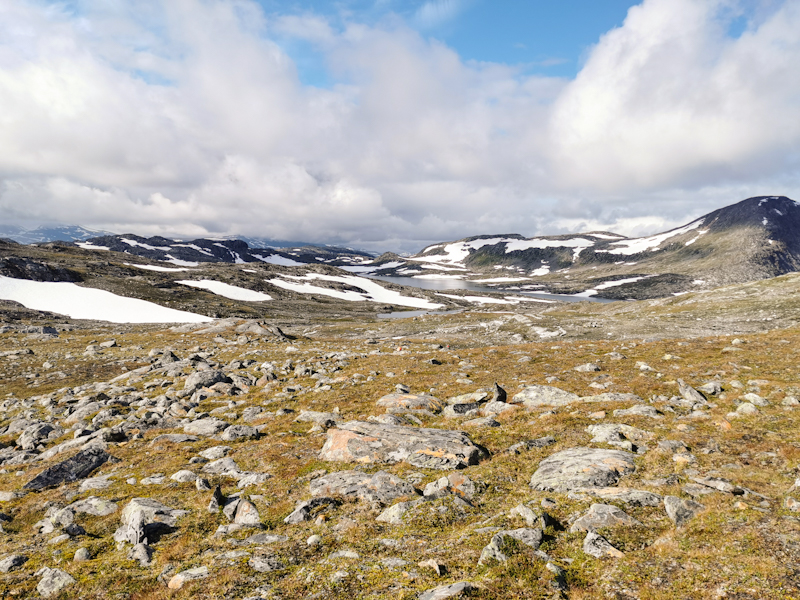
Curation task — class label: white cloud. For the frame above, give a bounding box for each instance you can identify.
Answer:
[0,0,798,253]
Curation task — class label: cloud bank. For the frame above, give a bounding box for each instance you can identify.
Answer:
[0,0,798,252]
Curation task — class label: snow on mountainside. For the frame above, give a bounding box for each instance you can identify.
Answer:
[360,196,800,299]
[0,225,115,244]
[77,234,376,268]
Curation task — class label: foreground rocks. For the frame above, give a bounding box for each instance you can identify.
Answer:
[319,421,489,469]
[530,447,636,492]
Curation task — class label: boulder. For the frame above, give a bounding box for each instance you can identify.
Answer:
[423,473,481,500]
[530,447,636,492]
[184,369,229,392]
[585,423,653,452]
[664,495,705,527]
[376,392,445,414]
[220,425,259,441]
[69,496,118,516]
[478,528,543,564]
[284,497,340,524]
[511,385,579,408]
[0,554,27,573]
[571,487,662,507]
[612,405,663,419]
[569,503,642,532]
[183,418,229,436]
[309,470,418,505]
[36,567,76,597]
[168,566,209,590]
[419,582,477,600]
[319,421,489,470]
[24,447,112,490]
[249,554,285,572]
[583,530,623,558]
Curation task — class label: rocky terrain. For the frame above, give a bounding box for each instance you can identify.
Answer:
[1,281,800,599]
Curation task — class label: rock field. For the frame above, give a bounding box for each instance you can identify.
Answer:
[1,313,800,599]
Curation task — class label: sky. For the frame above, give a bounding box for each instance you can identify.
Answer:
[0,0,798,253]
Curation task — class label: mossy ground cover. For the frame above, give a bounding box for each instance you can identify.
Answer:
[1,312,800,599]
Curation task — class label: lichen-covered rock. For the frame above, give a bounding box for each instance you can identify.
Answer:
[478,528,543,564]
[183,418,229,436]
[168,566,209,589]
[583,530,624,558]
[36,567,76,597]
[309,470,418,505]
[319,421,489,470]
[24,447,112,490]
[418,581,477,600]
[571,487,662,507]
[284,497,340,524]
[530,447,636,492]
[511,385,580,408]
[184,369,229,392]
[664,495,705,527]
[376,392,445,414]
[569,503,642,532]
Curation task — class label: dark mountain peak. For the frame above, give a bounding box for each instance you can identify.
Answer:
[701,195,799,232]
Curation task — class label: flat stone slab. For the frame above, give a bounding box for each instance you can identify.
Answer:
[309,470,418,505]
[511,385,580,408]
[376,393,445,414]
[419,582,477,600]
[319,421,489,470]
[184,418,229,436]
[530,447,636,492]
[569,503,642,532]
[572,487,662,507]
[24,447,111,490]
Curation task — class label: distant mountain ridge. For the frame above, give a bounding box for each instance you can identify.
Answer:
[356,195,800,299]
[77,234,375,268]
[0,225,115,245]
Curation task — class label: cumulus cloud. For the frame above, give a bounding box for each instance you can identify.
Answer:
[0,0,798,252]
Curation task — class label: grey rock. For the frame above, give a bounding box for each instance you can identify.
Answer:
[574,363,602,373]
[511,385,580,408]
[208,485,226,513]
[664,495,705,527]
[184,418,229,436]
[309,470,418,506]
[245,532,288,545]
[319,421,489,470]
[73,548,91,562]
[184,369,229,392]
[376,392,445,414]
[571,487,662,507]
[697,381,722,395]
[657,440,688,453]
[507,437,556,454]
[170,470,197,483]
[69,496,118,516]
[582,530,624,558]
[220,425,259,441]
[284,497,340,524]
[479,528,543,564]
[443,403,481,418]
[0,554,27,573]
[612,405,662,419]
[492,383,507,403]
[127,543,152,566]
[201,457,241,475]
[446,391,490,406]
[462,416,501,427]
[376,500,423,524]
[114,497,188,545]
[678,379,707,404]
[234,498,261,525]
[168,566,209,589]
[237,473,273,488]
[418,581,477,600]
[690,476,744,495]
[199,445,231,460]
[149,434,199,445]
[249,554,285,572]
[423,473,481,500]
[586,423,653,452]
[530,447,636,492]
[569,503,643,532]
[295,410,340,427]
[24,447,112,491]
[36,567,76,597]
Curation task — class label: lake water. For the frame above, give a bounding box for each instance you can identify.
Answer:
[369,275,614,304]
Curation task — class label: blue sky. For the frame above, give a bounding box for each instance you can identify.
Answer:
[256,0,641,86]
[0,0,798,251]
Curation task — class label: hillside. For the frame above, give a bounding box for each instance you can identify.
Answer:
[359,196,800,300]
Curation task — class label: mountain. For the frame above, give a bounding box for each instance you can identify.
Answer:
[360,195,800,299]
[78,234,376,268]
[0,225,115,245]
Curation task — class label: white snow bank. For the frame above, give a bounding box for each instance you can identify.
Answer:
[268,274,443,309]
[575,276,649,298]
[75,242,110,251]
[0,275,212,323]
[125,263,189,273]
[176,279,272,301]
[121,238,171,251]
[600,220,704,255]
[162,256,199,267]
[470,277,529,283]
[253,254,305,267]
[504,237,594,254]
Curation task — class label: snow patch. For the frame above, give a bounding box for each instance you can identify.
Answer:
[600,220,704,255]
[162,256,199,267]
[0,275,211,323]
[253,254,305,266]
[121,238,171,251]
[172,244,214,256]
[576,276,649,297]
[530,266,551,276]
[268,274,443,309]
[177,279,272,302]
[125,263,189,273]
[75,242,110,251]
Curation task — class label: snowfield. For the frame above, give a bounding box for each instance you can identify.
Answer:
[125,263,190,273]
[252,254,305,267]
[0,276,212,323]
[268,274,443,309]
[176,280,273,302]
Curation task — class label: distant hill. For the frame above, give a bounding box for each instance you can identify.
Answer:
[359,195,800,299]
[0,225,115,245]
[77,234,376,268]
